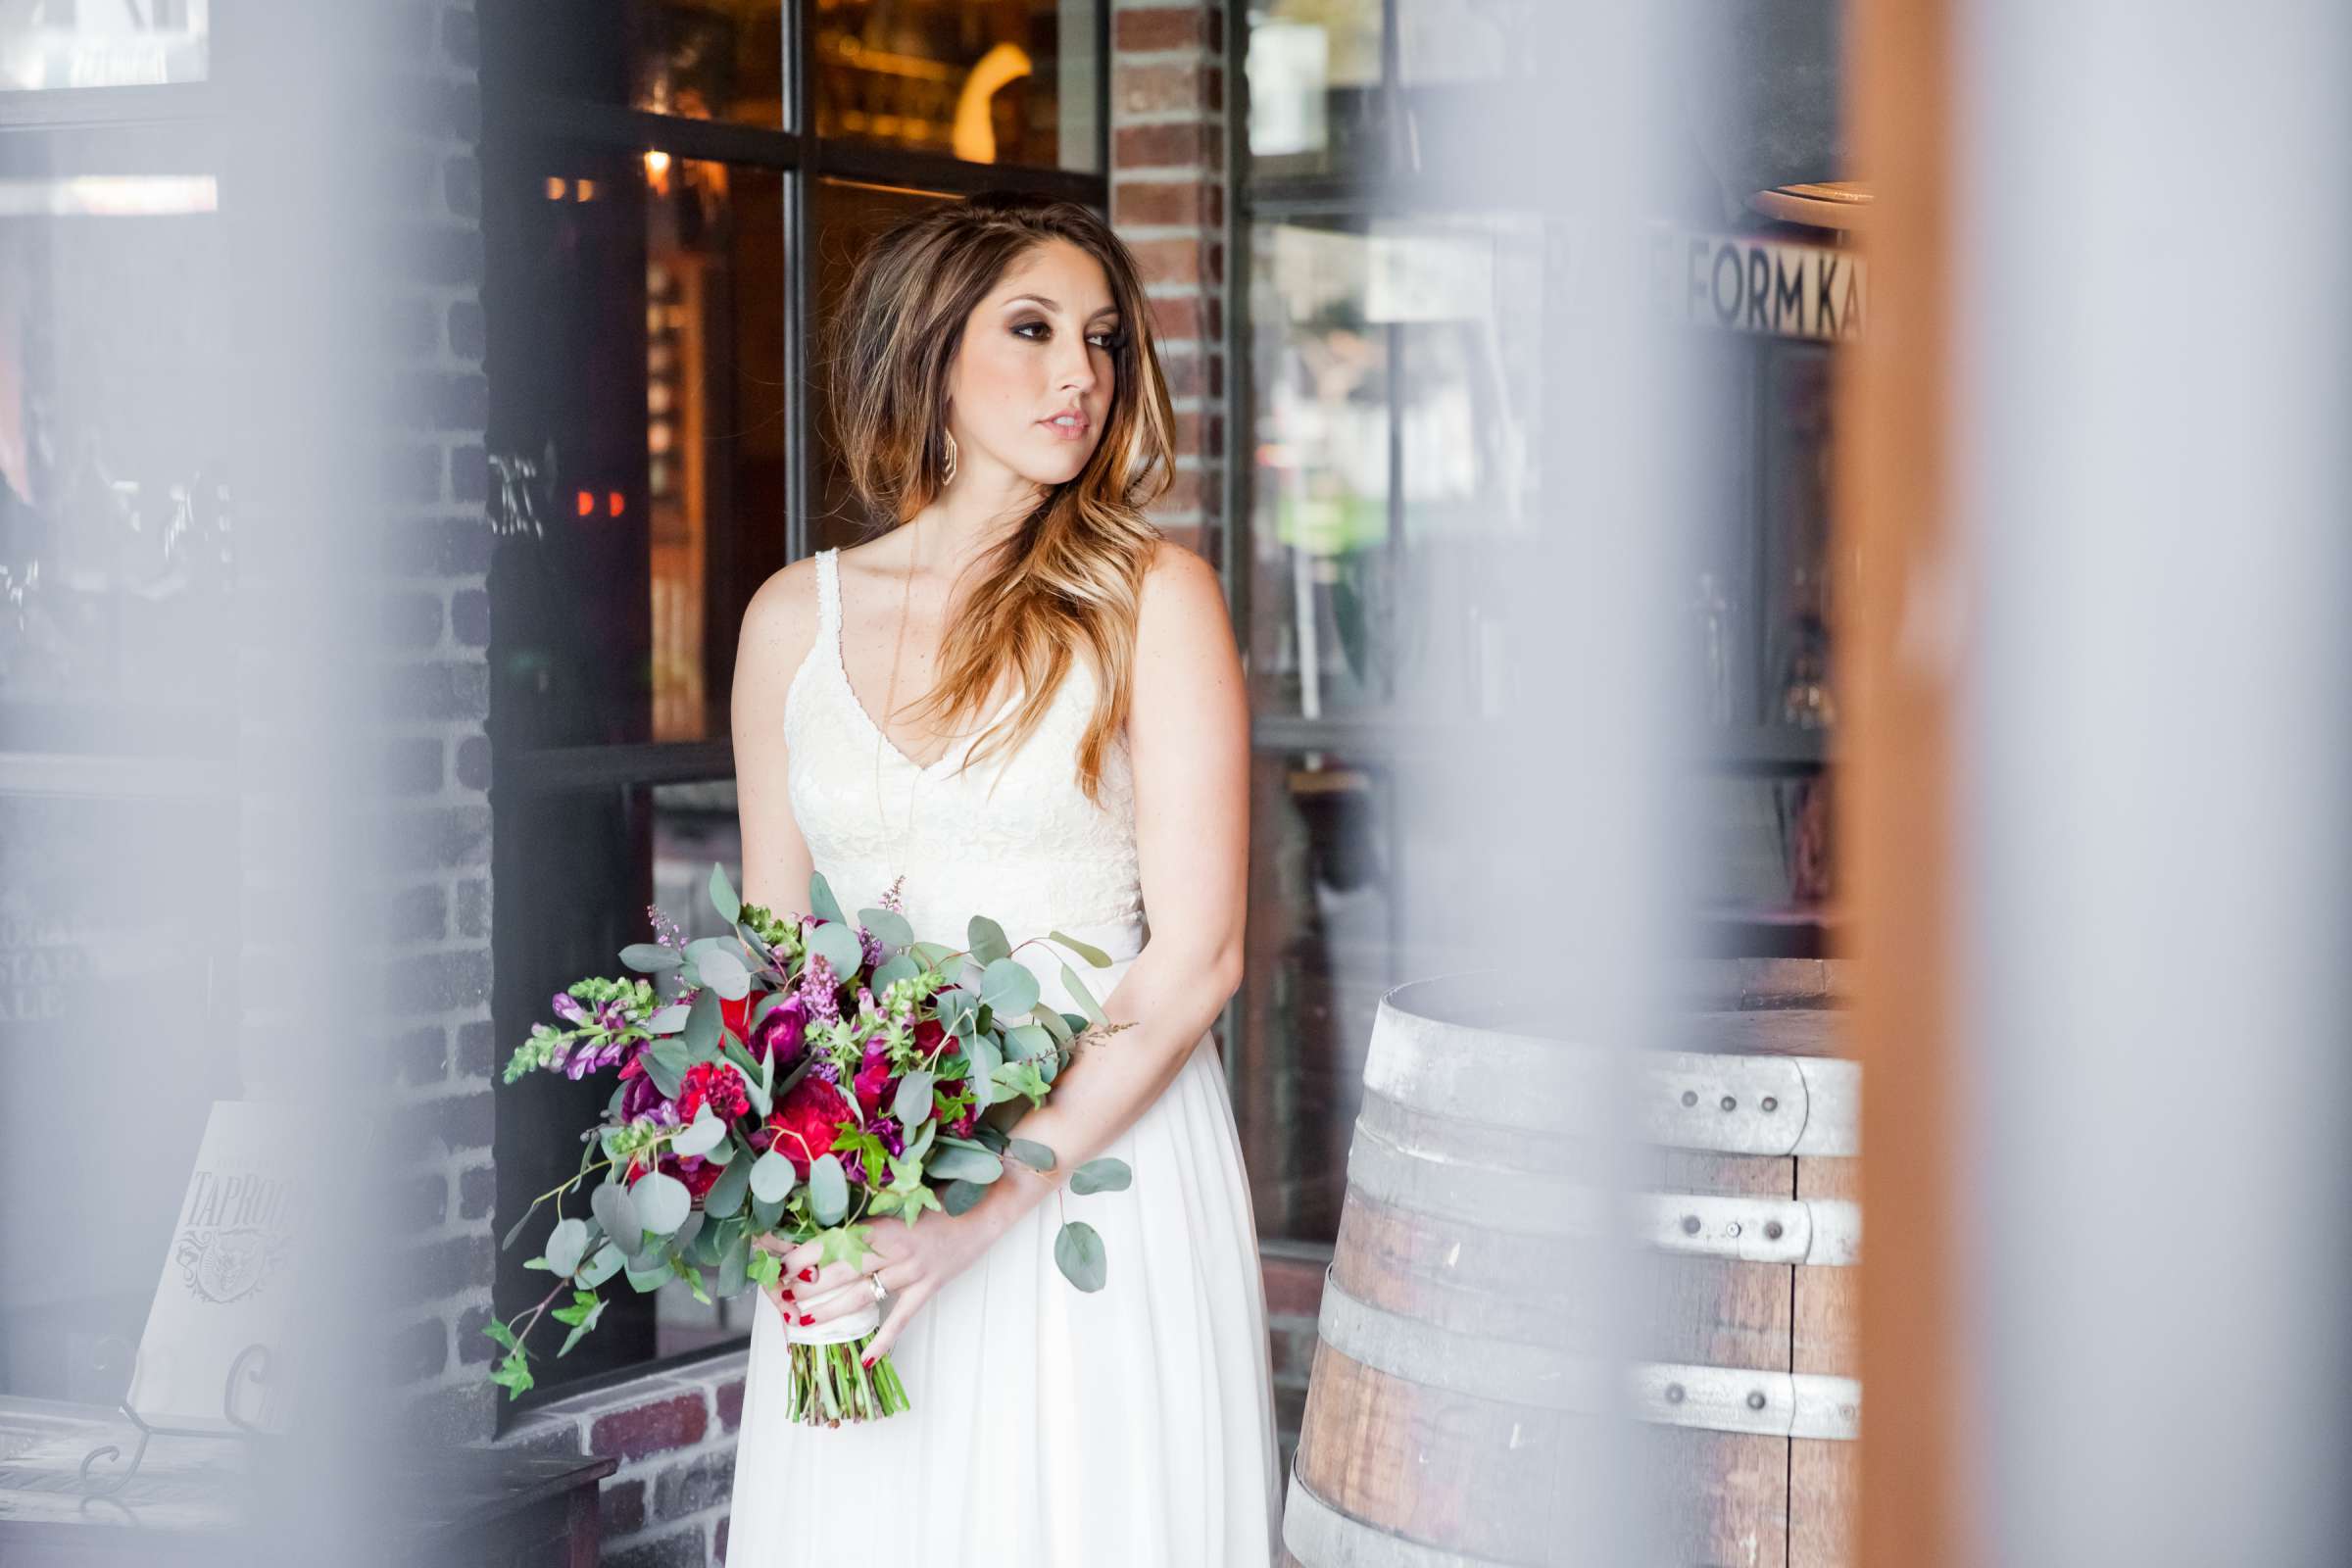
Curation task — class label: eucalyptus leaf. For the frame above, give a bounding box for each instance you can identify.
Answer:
[1006,1138,1057,1173]
[716,1226,751,1298]
[672,1210,710,1263]
[967,914,1012,965]
[870,954,920,993]
[939,1179,987,1216]
[632,1170,691,1236]
[1059,962,1105,1025]
[909,941,960,971]
[625,1256,673,1295]
[710,862,742,925]
[590,1183,640,1249]
[808,1153,850,1227]
[1054,1220,1106,1292]
[682,987,722,1057]
[967,1030,1003,1090]
[1004,1023,1054,1061]
[858,907,914,949]
[928,1145,1004,1183]
[980,957,1041,1018]
[905,1115,939,1165]
[751,1191,787,1230]
[892,1070,936,1129]
[672,1108,727,1158]
[620,943,683,973]
[808,870,847,926]
[643,1039,692,1100]
[645,1003,692,1036]
[935,987,978,1035]
[697,947,751,1002]
[748,1149,796,1204]
[1034,1006,1073,1046]
[500,1206,537,1251]
[576,1242,623,1289]
[705,1151,753,1219]
[1049,929,1115,968]
[808,918,863,979]
[545,1217,590,1276]
[1070,1157,1132,1195]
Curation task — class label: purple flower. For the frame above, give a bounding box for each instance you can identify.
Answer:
[800,953,841,1025]
[749,993,808,1068]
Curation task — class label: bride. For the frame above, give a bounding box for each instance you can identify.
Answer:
[720,192,1281,1563]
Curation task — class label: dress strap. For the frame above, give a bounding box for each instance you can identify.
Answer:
[812,547,842,641]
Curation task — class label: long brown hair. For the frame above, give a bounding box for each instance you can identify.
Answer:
[824,190,1177,806]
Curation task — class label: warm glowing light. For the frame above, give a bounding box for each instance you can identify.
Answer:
[953,43,1034,164]
[577,178,597,201]
[545,176,567,201]
[607,491,623,517]
[644,149,671,193]
[575,490,594,517]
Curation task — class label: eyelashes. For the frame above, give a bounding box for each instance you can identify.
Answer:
[1012,319,1126,351]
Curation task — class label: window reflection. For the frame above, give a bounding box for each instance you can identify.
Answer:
[1245,0,1382,175]
[0,0,211,91]
[482,0,785,128]
[812,0,1099,170]
[485,147,785,750]
[1235,752,1395,1243]
[0,172,233,755]
[1247,215,1540,722]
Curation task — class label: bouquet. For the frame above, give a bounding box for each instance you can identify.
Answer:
[486,864,1135,1425]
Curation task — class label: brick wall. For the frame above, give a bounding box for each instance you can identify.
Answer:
[376,0,503,1450]
[1115,0,1232,564]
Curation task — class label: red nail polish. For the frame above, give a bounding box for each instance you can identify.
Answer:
[798,1267,814,1282]
[799,1313,812,1325]
[859,1353,873,1368]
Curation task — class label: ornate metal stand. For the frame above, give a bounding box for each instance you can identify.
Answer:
[76,1341,271,1498]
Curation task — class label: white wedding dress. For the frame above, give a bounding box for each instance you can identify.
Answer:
[723,548,1282,1565]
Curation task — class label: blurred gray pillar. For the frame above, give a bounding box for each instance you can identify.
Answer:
[1955,2,2352,1562]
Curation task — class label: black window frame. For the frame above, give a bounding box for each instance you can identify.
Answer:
[481,0,1114,1416]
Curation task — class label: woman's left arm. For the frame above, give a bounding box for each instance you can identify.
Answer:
[971,538,1250,1220]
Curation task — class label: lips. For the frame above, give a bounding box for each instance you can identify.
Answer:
[1039,409,1092,440]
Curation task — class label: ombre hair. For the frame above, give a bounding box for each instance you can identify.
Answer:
[824,190,1178,807]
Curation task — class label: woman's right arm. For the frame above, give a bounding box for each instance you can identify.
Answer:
[730,558,821,915]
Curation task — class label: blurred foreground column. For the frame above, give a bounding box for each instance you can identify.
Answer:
[1845,1,2352,1562]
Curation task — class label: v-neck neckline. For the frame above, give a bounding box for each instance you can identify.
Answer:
[825,558,1024,776]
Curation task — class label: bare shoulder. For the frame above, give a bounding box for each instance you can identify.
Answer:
[734,555,823,698]
[1135,536,1234,658]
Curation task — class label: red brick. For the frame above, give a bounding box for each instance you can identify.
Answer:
[1146,293,1203,341]
[1115,178,1222,230]
[1158,346,1205,398]
[602,1476,646,1538]
[1114,122,1222,172]
[1114,62,1222,118]
[1130,237,1209,289]
[1262,1254,1329,1317]
[714,1376,745,1433]
[588,1391,708,1463]
[1115,7,1214,53]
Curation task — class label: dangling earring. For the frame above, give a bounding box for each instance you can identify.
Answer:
[943,430,958,486]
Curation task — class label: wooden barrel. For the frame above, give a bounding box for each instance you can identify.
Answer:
[1283,963,1860,1567]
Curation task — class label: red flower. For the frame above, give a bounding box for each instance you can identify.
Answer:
[763,1079,854,1178]
[720,992,753,1041]
[676,1060,749,1123]
[852,1041,897,1116]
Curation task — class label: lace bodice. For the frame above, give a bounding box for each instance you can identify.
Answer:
[780,548,1144,953]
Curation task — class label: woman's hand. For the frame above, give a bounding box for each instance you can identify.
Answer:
[754,1200,1016,1363]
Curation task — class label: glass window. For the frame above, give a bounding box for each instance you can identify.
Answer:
[0,166,233,756]
[1246,214,1542,723]
[1233,752,1396,1243]
[0,0,212,91]
[484,145,786,751]
[812,0,1101,171]
[481,1,787,128]
[1245,0,1383,177]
